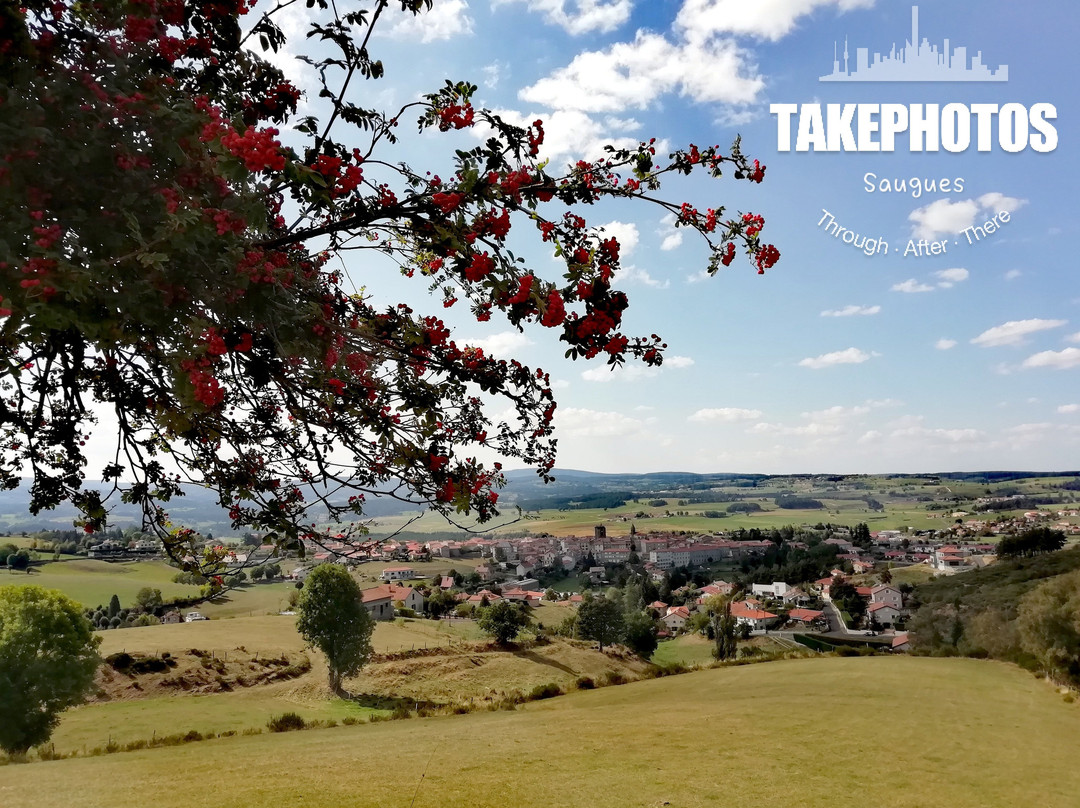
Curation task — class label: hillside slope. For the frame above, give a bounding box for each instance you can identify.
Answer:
[7,656,1080,808]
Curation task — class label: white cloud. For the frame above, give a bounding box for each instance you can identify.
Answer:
[462,330,532,356]
[495,0,633,35]
[891,279,934,294]
[666,355,695,368]
[382,0,474,42]
[889,426,984,443]
[658,213,683,252]
[1059,404,1080,414]
[481,61,506,90]
[978,192,1026,214]
[1066,332,1080,344]
[519,30,764,114]
[934,267,969,288]
[689,407,761,423]
[801,404,870,420]
[749,421,842,437]
[908,193,1026,241]
[1021,348,1080,370]
[820,305,880,317]
[798,347,873,369]
[618,265,670,288]
[596,221,639,257]
[971,319,1067,348]
[581,364,658,383]
[935,338,957,350]
[555,407,643,437]
[1005,269,1022,281]
[674,0,875,43]
[485,107,641,162]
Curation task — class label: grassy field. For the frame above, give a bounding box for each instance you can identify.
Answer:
[6,656,1080,807]
[51,615,492,752]
[0,559,199,608]
[95,614,485,658]
[650,633,716,667]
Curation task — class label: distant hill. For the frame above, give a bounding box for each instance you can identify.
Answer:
[3,468,1077,535]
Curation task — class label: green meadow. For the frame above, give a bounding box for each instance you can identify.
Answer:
[0,559,199,608]
[6,656,1080,808]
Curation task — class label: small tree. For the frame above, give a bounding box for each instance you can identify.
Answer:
[0,586,100,754]
[134,587,163,612]
[477,600,532,645]
[295,565,373,694]
[425,589,457,619]
[107,594,121,618]
[576,594,625,652]
[704,596,738,661]
[623,610,659,659]
[7,550,30,573]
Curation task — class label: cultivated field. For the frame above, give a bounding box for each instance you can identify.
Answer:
[6,656,1080,807]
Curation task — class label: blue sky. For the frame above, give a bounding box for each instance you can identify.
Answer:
[267,0,1080,475]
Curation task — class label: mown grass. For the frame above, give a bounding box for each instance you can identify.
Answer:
[6,656,1080,807]
[0,559,198,607]
[48,684,382,753]
[651,633,716,668]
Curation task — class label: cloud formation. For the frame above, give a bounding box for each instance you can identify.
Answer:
[1021,348,1080,370]
[495,0,632,35]
[971,319,1067,348]
[382,0,474,42]
[798,347,873,369]
[891,279,934,294]
[821,305,880,317]
[674,0,876,43]
[909,193,1026,241]
[689,407,762,423]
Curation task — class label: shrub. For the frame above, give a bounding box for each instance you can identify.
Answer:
[602,670,626,686]
[528,683,562,701]
[105,652,134,672]
[574,676,596,690]
[267,713,307,732]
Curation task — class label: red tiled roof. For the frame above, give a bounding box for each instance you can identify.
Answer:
[788,608,823,622]
[730,601,777,621]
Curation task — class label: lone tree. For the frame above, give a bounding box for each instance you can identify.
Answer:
[477,599,531,645]
[704,595,737,661]
[0,585,101,755]
[576,593,626,652]
[295,564,373,694]
[1,1,778,577]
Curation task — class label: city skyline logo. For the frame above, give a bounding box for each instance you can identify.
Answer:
[820,5,1008,83]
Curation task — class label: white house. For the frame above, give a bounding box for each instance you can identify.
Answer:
[751,581,790,599]
[867,602,903,627]
[380,566,418,582]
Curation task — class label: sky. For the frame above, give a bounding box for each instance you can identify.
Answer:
[258,0,1079,475]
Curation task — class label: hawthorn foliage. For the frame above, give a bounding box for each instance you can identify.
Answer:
[0,0,779,579]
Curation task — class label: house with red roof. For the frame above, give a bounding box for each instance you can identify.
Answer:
[730,600,778,631]
[787,608,825,627]
[662,605,692,632]
[466,589,502,606]
[361,586,396,621]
